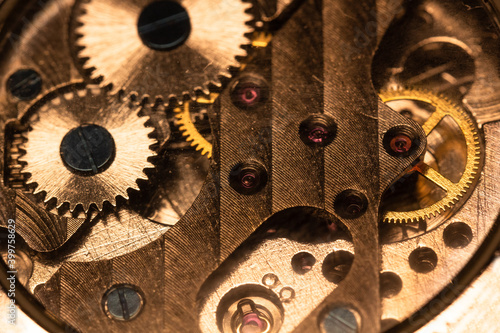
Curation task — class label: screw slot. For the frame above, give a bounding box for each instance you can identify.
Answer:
[60,124,116,175]
[7,69,42,101]
[137,1,191,51]
[102,284,144,321]
[321,307,360,333]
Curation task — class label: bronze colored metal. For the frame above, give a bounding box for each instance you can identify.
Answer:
[74,0,254,100]
[19,85,156,212]
[0,0,499,332]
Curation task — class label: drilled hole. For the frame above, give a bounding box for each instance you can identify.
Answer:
[409,247,437,273]
[443,222,473,248]
[291,252,316,274]
[322,251,354,283]
[380,271,403,298]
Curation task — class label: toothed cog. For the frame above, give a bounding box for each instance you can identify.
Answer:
[75,0,254,100]
[19,85,157,212]
[174,101,212,158]
[380,88,482,224]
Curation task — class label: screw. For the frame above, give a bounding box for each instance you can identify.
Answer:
[308,127,329,144]
[60,124,115,174]
[299,115,337,147]
[237,300,269,333]
[7,69,42,101]
[229,161,268,195]
[322,307,360,333]
[137,1,191,51]
[241,171,258,189]
[103,285,143,321]
[390,134,412,154]
[230,75,269,109]
[383,126,418,157]
[334,190,368,219]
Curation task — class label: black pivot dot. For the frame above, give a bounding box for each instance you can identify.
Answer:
[60,124,115,174]
[7,69,42,101]
[137,1,191,51]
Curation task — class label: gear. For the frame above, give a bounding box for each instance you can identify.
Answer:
[74,0,254,101]
[174,98,213,158]
[380,88,482,223]
[19,85,157,212]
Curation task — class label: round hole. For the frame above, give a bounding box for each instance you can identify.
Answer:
[229,161,267,195]
[60,124,115,174]
[7,69,42,101]
[443,222,473,249]
[137,1,191,51]
[408,247,438,273]
[322,251,354,283]
[291,252,316,274]
[299,114,337,147]
[261,273,279,288]
[334,190,368,219]
[380,271,403,298]
[102,284,144,321]
[279,287,295,302]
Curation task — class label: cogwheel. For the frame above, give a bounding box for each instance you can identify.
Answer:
[174,99,213,158]
[74,0,254,101]
[19,84,157,212]
[380,88,482,223]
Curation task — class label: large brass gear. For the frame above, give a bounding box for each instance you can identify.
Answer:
[74,0,254,101]
[380,88,482,223]
[19,85,157,212]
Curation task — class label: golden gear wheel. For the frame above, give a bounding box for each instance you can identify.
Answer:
[74,0,254,100]
[380,88,482,223]
[170,30,273,158]
[174,100,212,158]
[19,85,157,212]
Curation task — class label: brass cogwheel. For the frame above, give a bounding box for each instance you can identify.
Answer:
[19,85,157,212]
[380,88,482,223]
[171,32,273,158]
[74,0,254,100]
[174,96,214,158]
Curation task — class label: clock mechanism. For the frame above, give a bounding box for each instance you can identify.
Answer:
[0,0,499,332]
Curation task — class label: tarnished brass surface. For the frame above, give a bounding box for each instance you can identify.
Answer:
[0,0,499,332]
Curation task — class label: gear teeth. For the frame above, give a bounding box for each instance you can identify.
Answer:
[73,0,256,102]
[19,84,158,213]
[381,87,482,224]
[174,102,213,158]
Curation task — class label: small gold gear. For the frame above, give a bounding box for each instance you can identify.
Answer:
[380,88,482,223]
[19,85,157,212]
[172,31,272,158]
[174,95,216,159]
